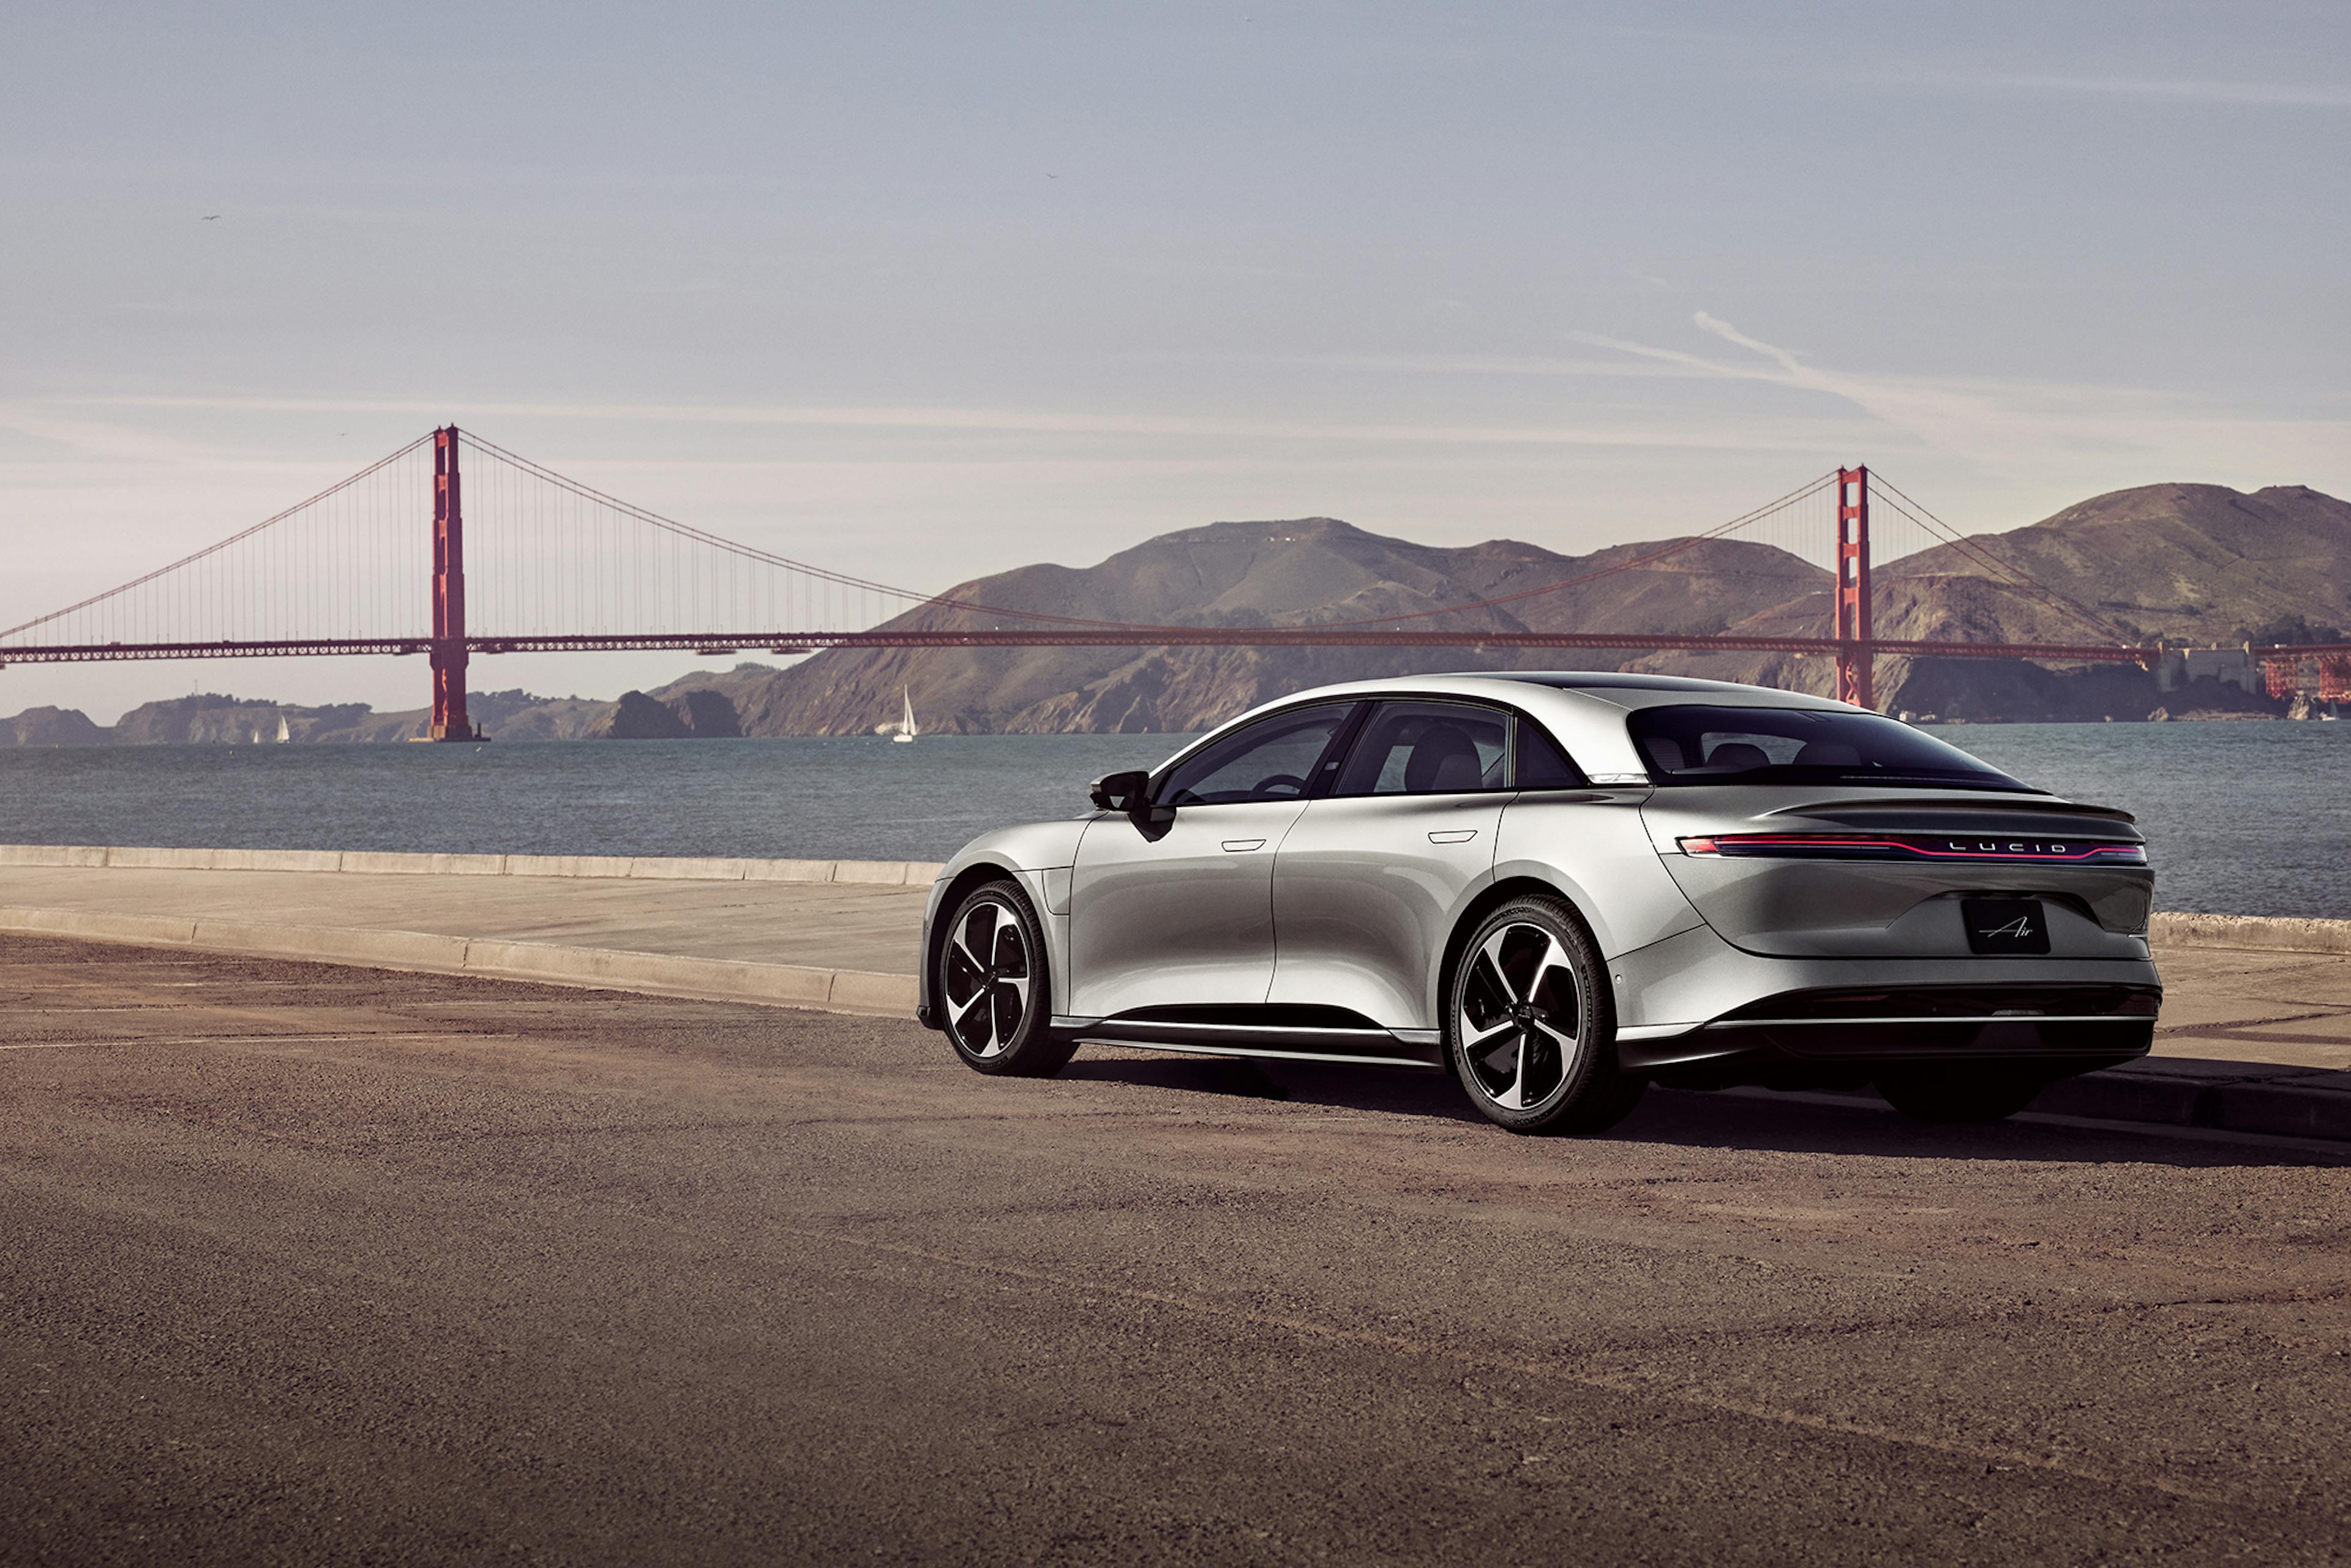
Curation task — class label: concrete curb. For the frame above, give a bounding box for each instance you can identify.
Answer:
[2034,1057,2351,1141]
[0,904,918,1019]
[0,843,946,888]
[9,892,2341,1142]
[2150,912,2351,957]
[12,845,2351,955]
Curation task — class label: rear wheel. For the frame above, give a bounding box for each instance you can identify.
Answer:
[1876,1066,2047,1123]
[1447,896,1645,1135]
[939,881,1075,1078]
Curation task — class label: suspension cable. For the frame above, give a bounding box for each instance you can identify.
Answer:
[1868,474,2139,646]
[0,433,436,642]
[462,430,1839,636]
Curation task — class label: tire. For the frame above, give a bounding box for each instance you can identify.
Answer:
[938,880,1075,1078]
[1875,1066,2047,1123]
[1446,895,1645,1135]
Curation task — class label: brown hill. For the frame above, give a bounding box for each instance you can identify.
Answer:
[1886,483,2351,645]
[0,705,110,746]
[1634,482,2351,716]
[685,481,2347,733]
[711,519,1828,735]
[10,482,2341,740]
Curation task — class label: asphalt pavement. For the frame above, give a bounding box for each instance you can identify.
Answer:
[6,933,2351,1565]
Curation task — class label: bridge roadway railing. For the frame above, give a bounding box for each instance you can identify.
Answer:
[0,628,2205,665]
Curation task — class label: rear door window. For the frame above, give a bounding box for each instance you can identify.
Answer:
[1330,702,1509,797]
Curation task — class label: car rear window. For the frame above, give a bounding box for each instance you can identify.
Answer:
[1628,705,2033,792]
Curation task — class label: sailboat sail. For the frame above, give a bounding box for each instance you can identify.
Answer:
[276,714,291,743]
[894,687,918,742]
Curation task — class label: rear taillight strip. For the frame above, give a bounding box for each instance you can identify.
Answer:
[1677,833,2147,865]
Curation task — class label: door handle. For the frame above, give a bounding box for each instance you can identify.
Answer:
[1428,830,1479,844]
[1221,838,1267,852]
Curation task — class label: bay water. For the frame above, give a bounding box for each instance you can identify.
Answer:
[0,722,2342,918]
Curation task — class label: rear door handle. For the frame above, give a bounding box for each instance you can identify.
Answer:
[1428,830,1479,844]
[1222,838,1267,852]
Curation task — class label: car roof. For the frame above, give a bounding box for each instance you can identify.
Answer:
[1234,670,1853,715]
[1185,670,1862,782]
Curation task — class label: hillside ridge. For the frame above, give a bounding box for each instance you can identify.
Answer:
[5,479,2342,740]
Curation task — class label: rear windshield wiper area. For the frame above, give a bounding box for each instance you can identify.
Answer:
[1626,706,2036,793]
[1656,766,2043,793]
[1794,768,2041,793]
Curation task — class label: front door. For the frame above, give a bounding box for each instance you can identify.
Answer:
[1269,700,1510,1028]
[1068,702,1359,1019]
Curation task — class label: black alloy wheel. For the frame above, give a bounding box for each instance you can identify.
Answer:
[1448,895,1644,1135]
[939,880,1074,1077]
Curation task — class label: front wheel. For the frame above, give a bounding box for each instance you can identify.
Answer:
[939,881,1075,1078]
[1447,896,1645,1135]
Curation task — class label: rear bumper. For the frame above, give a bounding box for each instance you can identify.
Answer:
[1621,988,2158,1082]
[1609,921,2160,1084]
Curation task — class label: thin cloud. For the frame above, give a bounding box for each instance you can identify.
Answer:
[49,394,1817,453]
[1569,312,2351,480]
[1692,312,1807,378]
[0,407,248,468]
[1987,74,2351,108]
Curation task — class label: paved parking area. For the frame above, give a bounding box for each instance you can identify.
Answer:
[4,934,2350,1564]
[2151,943,2351,1067]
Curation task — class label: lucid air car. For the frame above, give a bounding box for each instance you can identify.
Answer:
[915,673,2160,1135]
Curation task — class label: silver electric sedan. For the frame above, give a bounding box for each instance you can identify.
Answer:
[915,673,2161,1134]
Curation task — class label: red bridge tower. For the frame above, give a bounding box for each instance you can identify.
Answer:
[428,426,476,740]
[1834,465,1873,709]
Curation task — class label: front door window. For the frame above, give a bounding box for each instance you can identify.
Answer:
[1158,703,1355,806]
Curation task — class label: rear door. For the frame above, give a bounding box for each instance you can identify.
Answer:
[1068,702,1359,1018]
[1267,700,1512,1029]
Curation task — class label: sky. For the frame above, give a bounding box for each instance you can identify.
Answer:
[3,0,2346,722]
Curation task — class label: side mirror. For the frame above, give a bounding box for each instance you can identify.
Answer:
[1089,770,1151,814]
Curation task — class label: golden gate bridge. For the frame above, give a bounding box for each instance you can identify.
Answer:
[4,427,2345,739]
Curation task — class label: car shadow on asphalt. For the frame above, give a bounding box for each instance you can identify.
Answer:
[1060,1053,2347,1169]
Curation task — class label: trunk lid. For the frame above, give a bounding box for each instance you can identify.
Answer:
[1641,788,2153,959]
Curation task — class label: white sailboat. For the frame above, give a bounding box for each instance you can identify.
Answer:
[892,687,919,744]
[276,713,291,744]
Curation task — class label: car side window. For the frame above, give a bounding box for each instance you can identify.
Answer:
[1512,718,1589,789]
[1157,703,1355,806]
[1330,702,1509,797]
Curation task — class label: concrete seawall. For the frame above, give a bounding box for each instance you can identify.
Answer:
[2149,912,2351,956]
[0,844,942,1018]
[6,842,2346,956]
[0,842,947,887]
